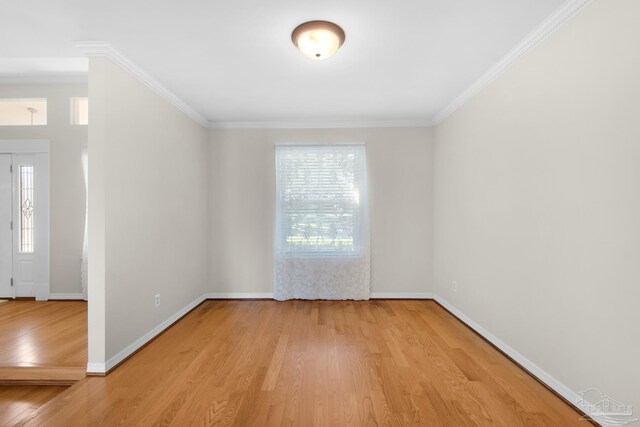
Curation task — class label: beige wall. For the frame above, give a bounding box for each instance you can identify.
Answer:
[0,84,87,295]
[89,57,208,364]
[208,127,434,295]
[434,0,639,412]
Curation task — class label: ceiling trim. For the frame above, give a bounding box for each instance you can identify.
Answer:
[431,0,594,125]
[207,119,435,129]
[74,41,209,127]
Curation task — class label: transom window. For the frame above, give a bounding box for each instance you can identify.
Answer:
[275,145,367,257]
[71,97,89,125]
[0,98,47,126]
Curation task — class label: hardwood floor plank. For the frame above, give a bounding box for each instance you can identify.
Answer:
[9,300,587,426]
[0,386,67,426]
[0,301,87,370]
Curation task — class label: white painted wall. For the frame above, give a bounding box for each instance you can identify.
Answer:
[89,57,208,365]
[434,0,639,413]
[208,127,434,296]
[0,84,87,295]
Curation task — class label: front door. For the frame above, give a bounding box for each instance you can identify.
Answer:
[12,154,38,297]
[0,154,12,298]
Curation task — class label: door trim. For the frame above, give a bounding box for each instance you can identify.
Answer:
[0,140,50,300]
[0,139,49,154]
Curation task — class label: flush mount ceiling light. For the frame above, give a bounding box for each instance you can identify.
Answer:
[291,20,345,60]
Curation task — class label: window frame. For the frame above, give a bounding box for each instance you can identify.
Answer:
[275,144,368,259]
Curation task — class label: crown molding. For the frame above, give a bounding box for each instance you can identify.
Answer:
[74,41,209,127]
[207,119,435,129]
[431,0,594,125]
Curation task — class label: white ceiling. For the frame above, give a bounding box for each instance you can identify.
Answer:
[0,0,566,125]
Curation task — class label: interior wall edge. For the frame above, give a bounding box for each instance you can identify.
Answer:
[74,41,209,127]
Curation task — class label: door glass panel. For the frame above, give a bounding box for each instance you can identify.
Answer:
[19,165,34,253]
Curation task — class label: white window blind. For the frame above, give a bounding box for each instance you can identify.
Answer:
[274,145,370,300]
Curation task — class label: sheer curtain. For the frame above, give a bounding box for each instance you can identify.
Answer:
[81,147,88,300]
[274,145,370,300]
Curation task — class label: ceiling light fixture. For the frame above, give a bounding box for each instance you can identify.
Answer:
[291,20,345,60]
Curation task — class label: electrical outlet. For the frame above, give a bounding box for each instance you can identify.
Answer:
[154,294,160,308]
[452,281,458,292]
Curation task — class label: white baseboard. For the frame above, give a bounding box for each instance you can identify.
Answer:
[86,363,105,373]
[433,296,576,399]
[432,295,613,424]
[205,292,274,299]
[370,292,434,299]
[87,294,206,374]
[205,292,435,300]
[49,293,85,300]
[104,294,207,372]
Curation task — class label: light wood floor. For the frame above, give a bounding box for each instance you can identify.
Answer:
[0,386,65,426]
[15,300,584,426]
[0,300,87,368]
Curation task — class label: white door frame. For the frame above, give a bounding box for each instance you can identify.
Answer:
[0,140,50,300]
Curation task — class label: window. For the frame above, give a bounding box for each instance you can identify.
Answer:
[19,165,34,253]
[273,145,370,300]
[71,97,88,125]
[0,98,47,126]
[275,145,367,257]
